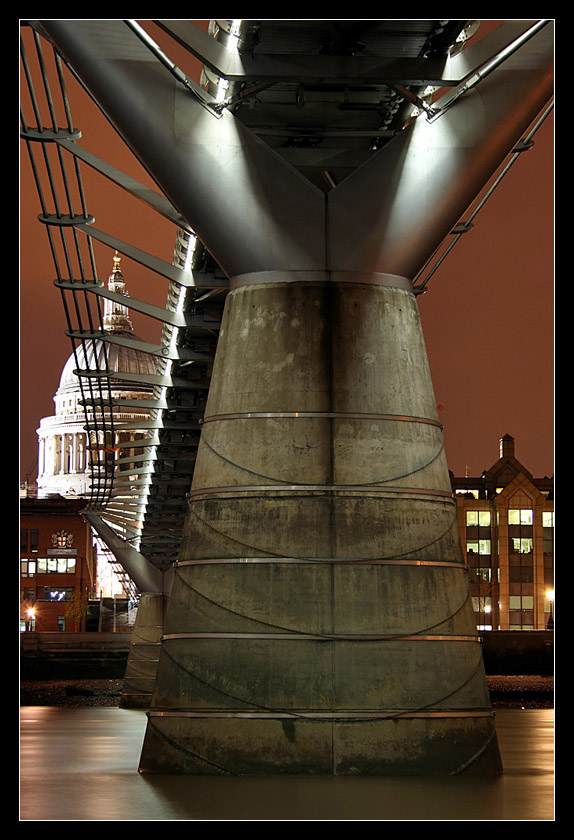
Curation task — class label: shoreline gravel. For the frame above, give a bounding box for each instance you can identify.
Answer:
[19,675,554,709]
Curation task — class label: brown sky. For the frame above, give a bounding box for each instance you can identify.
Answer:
[19,20,554,484]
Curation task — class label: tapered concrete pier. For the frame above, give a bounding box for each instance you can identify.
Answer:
[139,273,499,774]
[120,593,168,709]
[40,19,553,775]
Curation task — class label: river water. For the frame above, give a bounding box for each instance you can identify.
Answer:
[20,707,554,821]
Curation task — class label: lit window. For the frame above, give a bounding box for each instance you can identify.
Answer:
[466,510,492,526]
[511,537,533,554]
[467,540,491,555]
[41,587,73,602]
[542,511,554,527]
[20,560,36,578]
[472,596,492,612]
[510,595,534,610]
[508,509,533,525]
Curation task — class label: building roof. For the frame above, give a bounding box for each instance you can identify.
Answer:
[20,494,89,516]
[450,435,553,499]
[57,333,157,393]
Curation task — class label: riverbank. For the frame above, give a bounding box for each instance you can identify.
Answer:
[19,675,554,709]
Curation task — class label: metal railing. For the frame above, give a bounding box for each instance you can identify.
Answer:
[21,25,118,510]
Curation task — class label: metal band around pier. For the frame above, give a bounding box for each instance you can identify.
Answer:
[162,633,478,642]
[201,411,442,428]
[148,709,494,720]
[177,558,467,568]
[187,484,454,499]
[230,270,415,291]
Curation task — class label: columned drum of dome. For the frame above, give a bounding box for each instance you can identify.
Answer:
[40,19,553,775]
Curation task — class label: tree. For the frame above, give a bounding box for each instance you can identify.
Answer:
[65,591,88,631]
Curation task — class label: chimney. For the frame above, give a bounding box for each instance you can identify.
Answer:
[500,434,515,459]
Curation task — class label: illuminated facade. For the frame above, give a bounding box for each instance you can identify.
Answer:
[452,434,554,631]
[36,253,156,498]
[20,496,94,632]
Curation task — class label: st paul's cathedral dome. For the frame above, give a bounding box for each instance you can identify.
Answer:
[37,254,156,498]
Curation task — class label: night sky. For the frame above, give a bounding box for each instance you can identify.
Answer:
[19,20,554,485]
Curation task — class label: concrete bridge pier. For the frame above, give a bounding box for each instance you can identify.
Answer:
[83,513,172,710]
[119,593,169,709]
[139,271,500,775]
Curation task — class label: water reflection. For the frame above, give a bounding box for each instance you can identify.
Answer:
[139,773,507,821]
[20,708,554,821]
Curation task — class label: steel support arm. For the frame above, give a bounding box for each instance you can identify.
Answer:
[67,225,225,289]
[328,21,554,279]
[39,19,326,279]
[83,511,173,594]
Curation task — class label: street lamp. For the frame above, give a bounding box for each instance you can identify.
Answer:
[546,589,554,629]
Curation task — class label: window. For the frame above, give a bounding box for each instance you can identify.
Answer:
[36,557,77,574]
[543,518,554,558]
[508,594,535,629]
[58,616,66,632]
[472,596,493,628]
[511,537,533,554]
[20,560,36,578]
[467,540,491,555]
[40,587,74,602]
[469,566,492,583]
[542,511,554,527]
[466,511,491,527]
[508,509,533,525]
[509,595,534,610]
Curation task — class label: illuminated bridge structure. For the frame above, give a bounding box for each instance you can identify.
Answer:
[20,20,553,775]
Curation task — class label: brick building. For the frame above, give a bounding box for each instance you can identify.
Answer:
[451,434,554,631]
[20,496,96,632]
